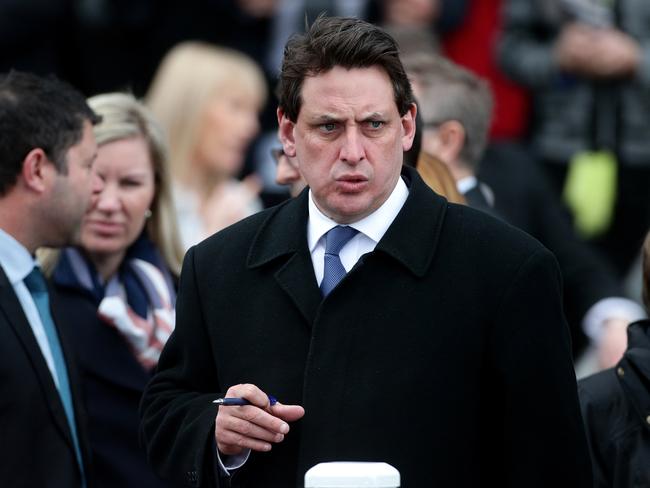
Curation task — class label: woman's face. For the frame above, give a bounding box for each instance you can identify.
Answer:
[80,136,156,258]
[193,86,261,177]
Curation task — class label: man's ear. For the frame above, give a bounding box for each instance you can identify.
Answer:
[435,120,466,164]
[277,108,297,157]
[401,103,418,151]
[21,148,52,194]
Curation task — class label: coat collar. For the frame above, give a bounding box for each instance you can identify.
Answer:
[247,165,448,278]
[619,319,650,432]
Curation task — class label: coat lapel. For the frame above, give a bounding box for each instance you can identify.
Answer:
[246,167,449,323]
[247,192,322,325]
[0,267,76,452]
[374,166,447,277]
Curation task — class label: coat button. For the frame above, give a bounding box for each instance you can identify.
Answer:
[646,415,650,425]
[617,367,625,377]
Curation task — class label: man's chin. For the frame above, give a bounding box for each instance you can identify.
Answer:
[44,224,82,249]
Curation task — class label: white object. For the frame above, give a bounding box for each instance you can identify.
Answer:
[304,462,400,488]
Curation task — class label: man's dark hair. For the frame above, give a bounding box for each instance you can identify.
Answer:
[0,71,100,196]
[278,16,415,122]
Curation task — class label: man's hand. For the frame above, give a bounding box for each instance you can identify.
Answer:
[215,384,305,456]
[555,23,640,78]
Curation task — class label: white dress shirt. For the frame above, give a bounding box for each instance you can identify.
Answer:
[308,176,409,283]
[0,228,59,386]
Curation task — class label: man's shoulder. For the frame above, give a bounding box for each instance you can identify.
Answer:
[443,199,547,257]
[191,196,304,261]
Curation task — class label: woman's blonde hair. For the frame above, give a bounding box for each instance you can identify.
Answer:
[40,93,184,275]
[146,41,267,180]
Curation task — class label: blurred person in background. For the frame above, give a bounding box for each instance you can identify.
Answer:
[406,52,645,370]
[146,41,267,250]
[498,0,650,278]
[272,146,306,198]
[40,92,184,487]
[579,230,650,487]
[0,70,100,488]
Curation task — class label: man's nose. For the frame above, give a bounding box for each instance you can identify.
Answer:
[340,128,365,164]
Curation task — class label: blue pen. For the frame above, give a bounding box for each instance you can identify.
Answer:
[213,394,277,406]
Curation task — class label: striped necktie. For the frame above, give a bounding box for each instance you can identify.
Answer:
[320,225,359,297]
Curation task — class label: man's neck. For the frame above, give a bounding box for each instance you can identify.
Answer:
[0,197,37,254]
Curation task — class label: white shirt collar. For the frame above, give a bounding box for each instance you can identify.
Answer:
[0,228,37,284]
[456,175,478,195]
[307,176,409,251]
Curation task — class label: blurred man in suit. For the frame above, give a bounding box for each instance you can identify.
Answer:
[408,54,646,370]
[141,17,592,487]
[0,71,101,487]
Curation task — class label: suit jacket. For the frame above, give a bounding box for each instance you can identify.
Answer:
[140,166,592,487]
[0,266,91,487]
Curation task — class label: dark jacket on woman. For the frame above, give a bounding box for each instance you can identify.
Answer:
[51,243,178,488]
[579,319,650,487]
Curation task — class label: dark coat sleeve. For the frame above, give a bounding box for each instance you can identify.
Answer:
[578,373,617,488]
[140,246,223,487]
[490,247,593,487]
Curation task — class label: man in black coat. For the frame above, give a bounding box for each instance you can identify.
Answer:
[0,71,101,487]
[579,231,650,486]
[140,17,592,487]
[407,53,645,367]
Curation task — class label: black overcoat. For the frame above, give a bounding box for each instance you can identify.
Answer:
[141,167,592,487]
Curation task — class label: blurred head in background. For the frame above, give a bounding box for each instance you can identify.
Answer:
[146,41,267,189]
[82,92,183,277]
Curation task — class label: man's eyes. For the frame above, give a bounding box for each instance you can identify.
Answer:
[318,121,384,132]
[320,122,338,132]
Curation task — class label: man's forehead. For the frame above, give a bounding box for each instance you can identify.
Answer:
[298,65,397,115]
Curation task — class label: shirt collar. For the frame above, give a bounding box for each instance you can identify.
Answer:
[307,176,409,251]
[0,228,38,285]
[456,175,478,195]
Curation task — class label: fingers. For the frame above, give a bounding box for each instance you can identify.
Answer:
[225,383,271,408]
[215,384,303,456]
[217,407,287,454]
[271,404,306,423]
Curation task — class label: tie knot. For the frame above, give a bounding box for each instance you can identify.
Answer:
[324,225,359,256]
[24,266,48,294]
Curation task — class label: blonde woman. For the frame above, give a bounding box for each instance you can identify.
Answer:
[147,41,267,250]
[44,93,183,487]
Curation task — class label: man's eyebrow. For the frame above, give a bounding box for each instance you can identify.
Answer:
[360,112,386,121]
[309,114,342,123]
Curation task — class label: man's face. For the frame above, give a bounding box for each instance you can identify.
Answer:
[279,66,416,223]
[45,120,100,246]
[274,149,307,197]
